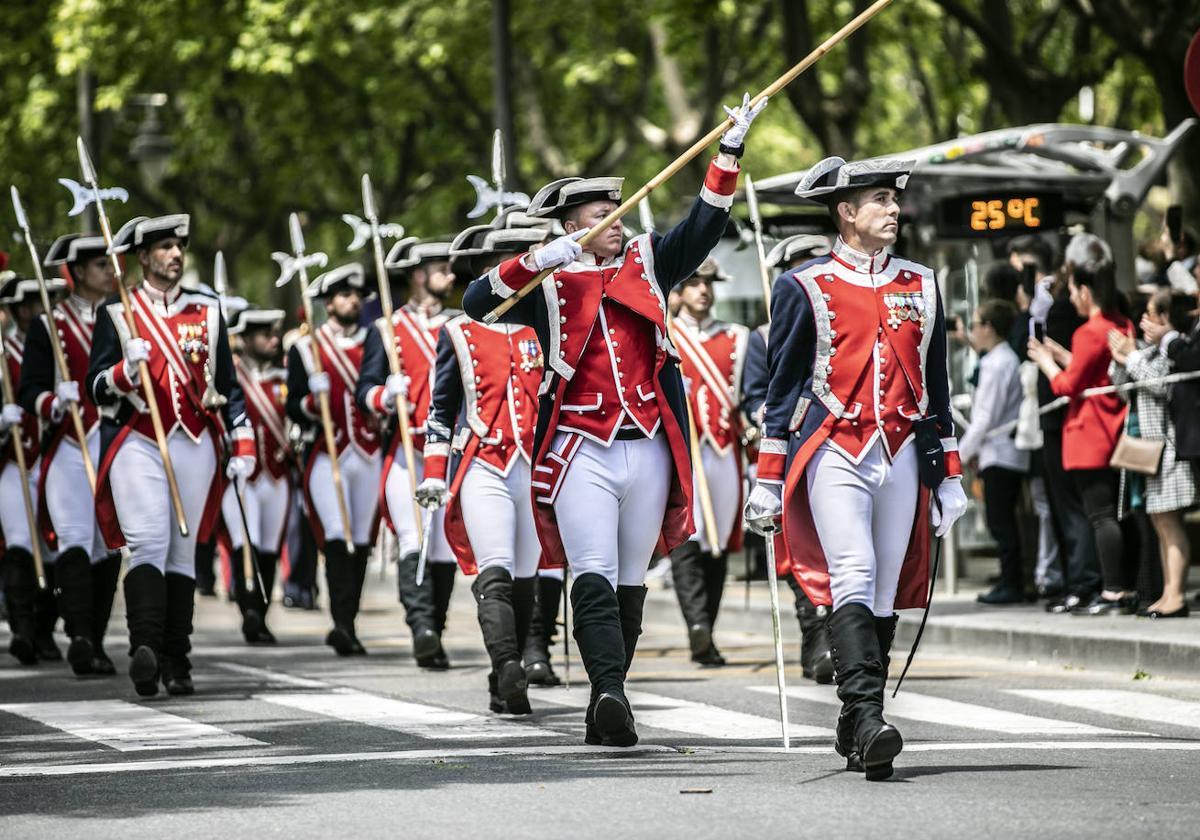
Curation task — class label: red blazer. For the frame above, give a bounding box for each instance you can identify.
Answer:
[1050,311,1131,471]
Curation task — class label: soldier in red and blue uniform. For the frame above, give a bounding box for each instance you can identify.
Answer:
[415,221,552,715]
[745,158,968,780]
[20,234,121,676]
[463,93,765,747]
[87,214,254,698]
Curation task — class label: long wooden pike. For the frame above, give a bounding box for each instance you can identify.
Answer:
[482,0,895,324]
[10,186,97,493]
[0,335,46,589]
[77,136,189,536]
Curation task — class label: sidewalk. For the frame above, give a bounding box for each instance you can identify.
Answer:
[645,576,1200,680]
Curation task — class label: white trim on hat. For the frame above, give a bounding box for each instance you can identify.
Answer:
[307,263,369,299]
[43,233,109,267]
[766,234,833,268]
[229,308,285,335]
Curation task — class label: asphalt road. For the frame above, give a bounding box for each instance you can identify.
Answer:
[2,568,1198,839]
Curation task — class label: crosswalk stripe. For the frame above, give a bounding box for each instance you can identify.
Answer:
[213,661,328,688]
[0,700,264,752]
[538,686,833,740]
[749,686,1141,736]
[1007,690,1200,729]
[256,689,562,740]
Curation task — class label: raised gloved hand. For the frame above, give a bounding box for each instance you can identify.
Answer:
[122,337,151,386]
[532,229,588,272]
[930,478,969,539]
[415,477,448,510]
[0,403,23,431]
[225,454,256,488]
[308,371,331,396]
[51,380,81,420]
[383,373,411,414]
[720,92,768,153]
[743,481,783,536]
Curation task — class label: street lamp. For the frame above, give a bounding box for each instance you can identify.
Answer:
[129,93,172,191]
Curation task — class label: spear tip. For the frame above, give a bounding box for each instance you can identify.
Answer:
[10,185,27,230]
[361,174,376,222]
[76,136,97,184]
[288,213,304,254]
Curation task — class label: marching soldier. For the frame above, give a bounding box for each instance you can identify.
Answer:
[86,214,254,697]
[285,264,381,656]
[744,158,968,780]
[19,235,121,675]
[415,221,551,714]
[669,256,748,667]
[357,238,459,669]
[463,93,764,746]
[222,307,291,644]
[742,233,836,683]
[1,271,68,665]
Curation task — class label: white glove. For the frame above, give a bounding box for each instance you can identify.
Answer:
[532,229,588,272]
[720,92,768,151]
[308,371,331,396]
[225,454,256,488]
[0,403,23,431]
[122,337,151,386]
[743,481,783,536]
[52,380,80,420]
[415,477,448,510]
[930,478,969,539]
[384,373,411,414]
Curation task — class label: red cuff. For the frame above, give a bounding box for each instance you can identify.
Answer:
[756,436,787,482]
[35,392,56,421]
[424,453,448,482]
[942,437,962,478]
[704,157,740,196]
[302,393,318,417]
[494,254,540,294]
[232,435,256,458]
[369,385,391,414]
[111,361,135,394]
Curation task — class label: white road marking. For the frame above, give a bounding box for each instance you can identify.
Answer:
[750,686,1142,736]
[257,689,561,740]
[213,661,329,688]
[0,700,263,752]
[3,740,1199,778]
[1008,690,1200,730]
[538,686,833,740]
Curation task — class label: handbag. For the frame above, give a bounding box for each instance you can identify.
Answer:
[1109,403,1164,476]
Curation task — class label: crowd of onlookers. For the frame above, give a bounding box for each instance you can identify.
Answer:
[957,229,1198,618]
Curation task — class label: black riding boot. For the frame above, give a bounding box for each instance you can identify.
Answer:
[829,603,903,781]
[427,562,456,669]
[194,539,217,597]
[523,574,562,686]
[572,573,636,747]
[123,564,166,697]
[90,553,121,675]
[348,545,371,654]
[161,573,196,696]
[55,547,95,675]
[397,550,441,664]
[231,545,272,645]
[472,567,530,714]
[787,576,833,683]
[616,584,647,675]
[670,541,715,663]
[3,547,40,665]
[323,541,357,656]
[34,563,62,661]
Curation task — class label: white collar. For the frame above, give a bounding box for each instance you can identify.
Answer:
[831,237,890,274]
[139,280,184,306]
[67,293,100,319]
[677,311,715,332]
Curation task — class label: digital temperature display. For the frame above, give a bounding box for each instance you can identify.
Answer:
[937,192,1064,237]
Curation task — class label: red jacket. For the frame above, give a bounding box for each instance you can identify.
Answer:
[1050,311,1131,471]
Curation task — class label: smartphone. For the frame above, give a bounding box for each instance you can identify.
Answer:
[1021,263,1038,297]
[1033,322,1045,342]
[1167,205,1183,245]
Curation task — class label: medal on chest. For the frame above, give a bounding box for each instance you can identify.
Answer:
[518,338,543,373]
[177,321,208,363]
[884,292,925,331]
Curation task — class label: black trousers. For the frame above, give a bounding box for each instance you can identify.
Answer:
[1040,429,1101,595]
[1072,467,1139,592]
[981,466,1025,591]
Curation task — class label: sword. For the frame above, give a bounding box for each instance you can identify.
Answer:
[744,173,774,310]
[414,506,434,587]
[10,185,97,493]
[562,569,571,690]
[763,530,790,751]
[275,212,354,552]
[76,136,189,537]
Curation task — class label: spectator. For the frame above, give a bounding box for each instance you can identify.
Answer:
[1028,233,1136,615]
[1143,286,1200,490]
[960,299,1030,604]
[1011,235,1099,611]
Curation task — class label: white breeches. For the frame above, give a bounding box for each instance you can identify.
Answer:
[0,459,40,554]
[308,448,380,547]
[689,443,740,553]
[552,434,671,589]
[805,438,918,616]
[459,459,539,578]
[222,472,291,554]
[45,431,107,561]
[384,450,452,563]
[110,431,216,578]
